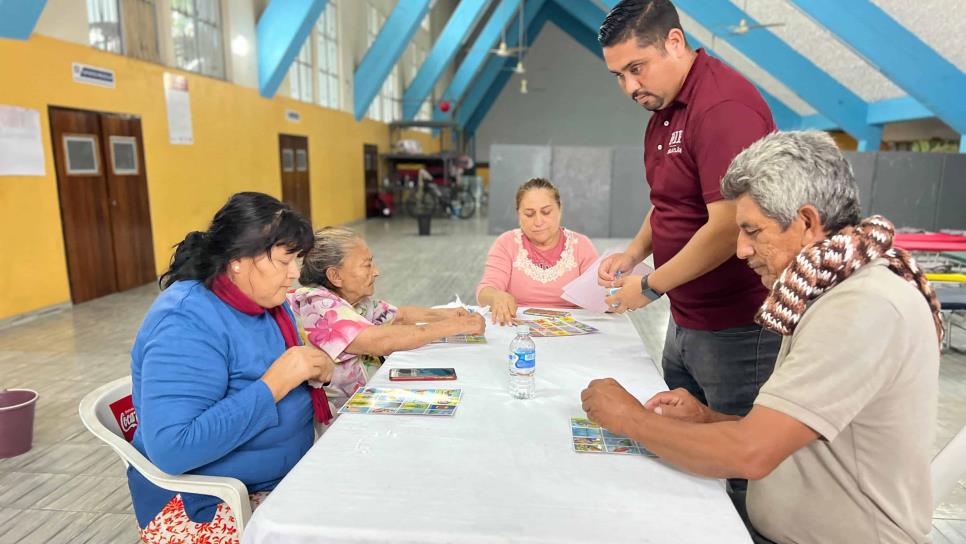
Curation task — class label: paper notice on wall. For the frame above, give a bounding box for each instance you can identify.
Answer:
[0,105,46,176]
[163,73,194,145]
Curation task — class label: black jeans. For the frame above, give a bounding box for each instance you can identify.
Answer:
[661,318,780,417]
[661,317,781,537]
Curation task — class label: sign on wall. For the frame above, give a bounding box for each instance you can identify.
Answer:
[163,73,194,145]
[72,63,115,88]
[0,105,45,176]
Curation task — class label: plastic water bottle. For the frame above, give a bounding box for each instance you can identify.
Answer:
[508,324,536,399]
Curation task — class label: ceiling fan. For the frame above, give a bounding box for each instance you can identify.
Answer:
[724,18,785,35]
[490,0,528,57]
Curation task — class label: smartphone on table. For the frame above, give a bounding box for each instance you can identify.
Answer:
[388,368,457,381]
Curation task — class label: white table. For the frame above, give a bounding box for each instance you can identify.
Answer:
[243,310,752,543]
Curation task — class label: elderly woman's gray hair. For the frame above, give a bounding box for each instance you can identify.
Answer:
[299,226,363,290]
[720,131,861,232]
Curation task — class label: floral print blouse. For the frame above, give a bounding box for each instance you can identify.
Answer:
[287,286,397,400]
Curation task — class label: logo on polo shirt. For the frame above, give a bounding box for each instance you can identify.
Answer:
[668,129,684,154]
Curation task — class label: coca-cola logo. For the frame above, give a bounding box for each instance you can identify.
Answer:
[109,395,139,443]
[119,409,138,432]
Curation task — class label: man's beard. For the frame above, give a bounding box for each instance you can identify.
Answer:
[633,90,664,111]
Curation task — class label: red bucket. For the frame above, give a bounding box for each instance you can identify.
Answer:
[0,389,39,458]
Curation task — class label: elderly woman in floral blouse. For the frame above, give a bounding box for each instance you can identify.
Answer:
[477,178,599,325]
[288,226,485,407]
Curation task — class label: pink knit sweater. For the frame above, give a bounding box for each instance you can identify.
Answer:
[476,228,599,308]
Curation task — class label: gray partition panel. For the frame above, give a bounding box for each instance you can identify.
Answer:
[610,146,651,238]
[937,154,966,230]
[842,151,876,216]
[488,145,552,235]
[871,152,943,230]
[552,146,612,238]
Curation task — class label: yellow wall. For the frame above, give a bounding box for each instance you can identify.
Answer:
[0,35,437,320]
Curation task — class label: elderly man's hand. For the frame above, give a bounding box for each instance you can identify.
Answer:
[643,388,711,424]
[580,378,646,435]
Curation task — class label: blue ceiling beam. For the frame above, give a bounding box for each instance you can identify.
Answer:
[402,0,490,120]
[550,0,606,34]
[545,2,603,60]
[789,0,966,143]
[353,0,432,120]
[799,113,838,131]
[601,0,882,150]
[802,95,937,131]
[463,1,606,134]
[866,96,934,125]
[433,0,522,122]
[556,0,803,131]
[0,0,48,40]
[457,0,548,130]
[685,35,802,131]
[256,0,328,98]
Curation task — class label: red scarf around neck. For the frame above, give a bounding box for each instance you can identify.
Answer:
[522,228,566,269]
[211,274,332,424]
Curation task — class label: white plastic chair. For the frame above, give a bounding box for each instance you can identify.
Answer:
[932,424,966,510]
[78,376,253,533]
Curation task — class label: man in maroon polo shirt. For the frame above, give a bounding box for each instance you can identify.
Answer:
[597,0,780,420]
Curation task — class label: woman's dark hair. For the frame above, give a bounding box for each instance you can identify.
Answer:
[159,192,314,290]
[598,0,686,51]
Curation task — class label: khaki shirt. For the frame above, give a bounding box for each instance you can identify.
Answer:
[748,260,939,543]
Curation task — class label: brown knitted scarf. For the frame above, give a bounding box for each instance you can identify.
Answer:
[756,215,944,345]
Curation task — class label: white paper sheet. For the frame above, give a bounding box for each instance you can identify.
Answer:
[164,73,194,145]
[0,105,45,176]
[561,248,653,313]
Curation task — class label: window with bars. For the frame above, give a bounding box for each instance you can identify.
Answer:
[316,0,340,110]
[87,0,123,53]
[289,40,313,102]
[170,0,225,79]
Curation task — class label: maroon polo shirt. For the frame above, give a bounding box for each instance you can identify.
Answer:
[645,49,775,331]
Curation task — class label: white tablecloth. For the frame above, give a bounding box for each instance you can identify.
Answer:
[243,311,751,543]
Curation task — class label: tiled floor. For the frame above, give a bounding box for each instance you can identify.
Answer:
[1,214,964,543]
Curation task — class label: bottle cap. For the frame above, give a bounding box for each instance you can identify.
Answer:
[516,324,531,335]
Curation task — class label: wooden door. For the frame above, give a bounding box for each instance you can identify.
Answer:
[363,144,379,217]
[49,108,119,303]
[278,134,311,223]
[99,114,156,291]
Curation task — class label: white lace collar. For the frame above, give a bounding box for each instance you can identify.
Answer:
[512,229,578,284]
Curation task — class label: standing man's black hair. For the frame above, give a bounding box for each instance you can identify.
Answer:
[598,0,688,51]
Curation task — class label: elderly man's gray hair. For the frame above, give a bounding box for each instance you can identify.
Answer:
[720,130,861,232]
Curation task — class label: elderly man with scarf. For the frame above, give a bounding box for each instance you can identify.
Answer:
[581,131,942,544]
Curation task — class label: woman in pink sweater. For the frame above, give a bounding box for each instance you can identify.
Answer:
[477,178,599,324]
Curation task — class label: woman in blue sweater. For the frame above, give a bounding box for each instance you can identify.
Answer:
[129,192,334,542]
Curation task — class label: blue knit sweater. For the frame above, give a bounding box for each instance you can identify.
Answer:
[128,280,313,528]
